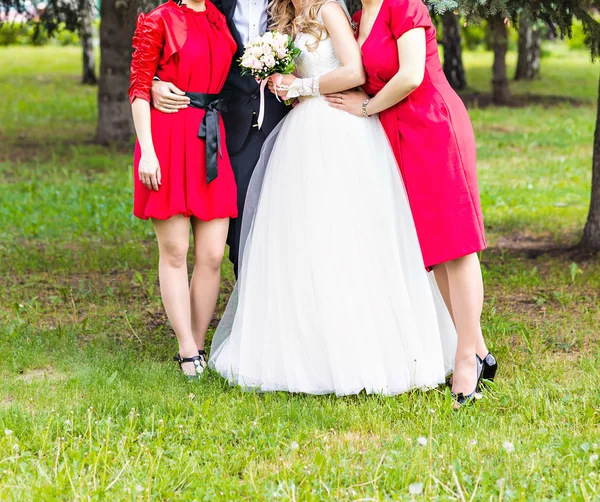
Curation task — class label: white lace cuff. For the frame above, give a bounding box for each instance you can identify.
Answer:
[285,77,320,99]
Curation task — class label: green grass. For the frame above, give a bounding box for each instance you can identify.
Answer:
[464,44,598,103]
[1,43,599,500]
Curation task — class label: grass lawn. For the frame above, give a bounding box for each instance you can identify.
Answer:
[0,44,599,500]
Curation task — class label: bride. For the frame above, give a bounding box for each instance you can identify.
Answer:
[209,0,458,397]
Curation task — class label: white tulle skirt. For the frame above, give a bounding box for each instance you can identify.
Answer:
[209,96,457,396]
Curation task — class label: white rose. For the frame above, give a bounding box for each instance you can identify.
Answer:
[264,55,276,68]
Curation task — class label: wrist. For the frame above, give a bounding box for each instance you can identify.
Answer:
[286,77,320,98]
[140,145,156,157]
[362,98,371,118]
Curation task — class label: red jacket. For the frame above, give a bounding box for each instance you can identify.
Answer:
[128,0,229,104]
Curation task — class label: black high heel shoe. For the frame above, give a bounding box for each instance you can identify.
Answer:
[173,352,206,380]
[481,352,498,382]
[197,349,207,368]
[446,352,497,388]
[451,354,483,409]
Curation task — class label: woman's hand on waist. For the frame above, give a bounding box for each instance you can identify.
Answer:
[325,88,370,117]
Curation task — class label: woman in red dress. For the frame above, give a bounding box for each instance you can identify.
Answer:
[129,0,237,378]
[326,0,497,405]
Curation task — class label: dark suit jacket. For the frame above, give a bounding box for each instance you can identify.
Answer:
[212,0,290,155]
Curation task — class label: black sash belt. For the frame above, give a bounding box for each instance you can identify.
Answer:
[185,92,227,184]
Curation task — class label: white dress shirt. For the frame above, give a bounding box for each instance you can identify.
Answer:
[233,0,269,46]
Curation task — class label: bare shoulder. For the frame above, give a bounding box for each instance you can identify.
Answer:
[320,0,354,36]
[320,0,348,22]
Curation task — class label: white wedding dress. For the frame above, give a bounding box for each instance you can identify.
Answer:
[209,2,457,396]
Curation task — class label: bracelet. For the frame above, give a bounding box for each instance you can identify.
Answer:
[362,98,371,118]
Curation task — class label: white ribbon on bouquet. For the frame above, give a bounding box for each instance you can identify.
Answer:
[257,73,286,130]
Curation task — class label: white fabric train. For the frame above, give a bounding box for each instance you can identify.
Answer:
[209,1,457,395]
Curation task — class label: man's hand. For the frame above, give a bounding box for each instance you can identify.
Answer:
[151,81,190,113]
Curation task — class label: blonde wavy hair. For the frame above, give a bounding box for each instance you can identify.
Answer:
[268,0,330,51]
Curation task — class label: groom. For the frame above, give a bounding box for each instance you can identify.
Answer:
[150,0,289,276]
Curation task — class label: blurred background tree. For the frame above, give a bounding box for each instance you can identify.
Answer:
[2,0,600,248]
[442,10,467,90]
[515,11,543,80]
[94,0,157,143]
[80,0,97,84]
[429,0,600,250]
[0,0,157,141]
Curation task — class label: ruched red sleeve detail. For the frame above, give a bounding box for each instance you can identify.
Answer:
[129,12,164,104]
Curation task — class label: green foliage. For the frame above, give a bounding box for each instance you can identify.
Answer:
[0,22,51,46]
[0,22,79,46]
[459,20,519,51]
[427,0,600,60]
[568,20,588,50]
[0,22,26,45]
[55,27,80,46]
[428,0,458,14]
[0,0,98,39]
[462,20,488,50]
[23,22,51,45]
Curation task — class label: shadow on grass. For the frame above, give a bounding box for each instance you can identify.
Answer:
[491,230,600,262]
[460,92,589,109]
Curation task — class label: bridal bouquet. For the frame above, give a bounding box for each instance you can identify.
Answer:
[240,31,301,128]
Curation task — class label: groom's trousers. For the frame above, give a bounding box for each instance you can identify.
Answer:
[221,64,289,278]
[227,127,267,278]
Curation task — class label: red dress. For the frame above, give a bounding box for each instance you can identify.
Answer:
[355,0,486,269]
[129,0,238,221]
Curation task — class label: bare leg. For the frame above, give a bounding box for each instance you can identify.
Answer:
[444,253,485,395]
[433,263,455,324]
[475,326,489,361]
[434,261,489,360]
[190,218,229,352]
[153,216,197,376]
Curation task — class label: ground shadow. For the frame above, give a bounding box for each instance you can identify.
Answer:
[489,232,599,262]
[459,92,589,109]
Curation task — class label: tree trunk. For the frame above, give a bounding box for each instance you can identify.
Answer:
[515,13,541,81]
[95,0,141,143]
[442,11,467,90]
[80,0,97,85]
[490,15,511,105]
[581,74,600,250]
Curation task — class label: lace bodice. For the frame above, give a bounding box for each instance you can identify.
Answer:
[293,1,346,79]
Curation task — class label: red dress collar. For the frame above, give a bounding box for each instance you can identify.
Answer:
[166,0,225,28]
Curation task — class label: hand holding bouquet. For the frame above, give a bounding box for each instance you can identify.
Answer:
[240,31,302,128]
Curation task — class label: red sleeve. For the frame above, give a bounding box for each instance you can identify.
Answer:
[388,0,432,40]
[128,12,164,104]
